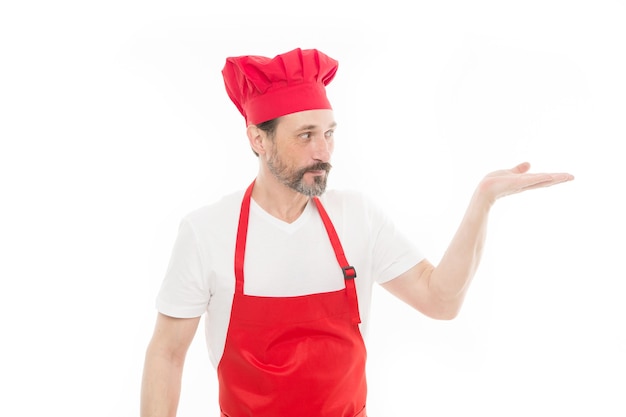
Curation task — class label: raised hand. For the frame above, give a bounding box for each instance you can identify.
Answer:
[477,162,574,206]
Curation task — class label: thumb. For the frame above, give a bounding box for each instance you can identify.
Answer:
[511,162,531,174]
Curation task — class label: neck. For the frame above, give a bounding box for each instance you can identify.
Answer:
[251,170,311,224]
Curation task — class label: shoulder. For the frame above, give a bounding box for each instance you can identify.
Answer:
[318,188,389,224]
[321,187,385,211]
[180,189,245,234]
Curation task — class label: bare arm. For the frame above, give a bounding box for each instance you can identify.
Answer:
[140,313,201,417]
[382,162,574,320]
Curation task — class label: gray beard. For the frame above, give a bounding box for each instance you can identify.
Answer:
[266,157,332,197]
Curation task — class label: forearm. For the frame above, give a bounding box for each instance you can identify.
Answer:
[383,163,572,319]
[140,346,185,417]
[429,189,492,302]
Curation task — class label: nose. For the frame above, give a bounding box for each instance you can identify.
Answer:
[311,135,332,162]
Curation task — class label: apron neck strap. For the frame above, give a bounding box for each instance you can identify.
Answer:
[234,180,255,294]
[234,180,361,324]
[313,197,361,324]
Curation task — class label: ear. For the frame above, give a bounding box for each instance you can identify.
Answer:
[247,124,266,156]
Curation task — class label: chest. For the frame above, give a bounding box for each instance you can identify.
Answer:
[242,211,346,296]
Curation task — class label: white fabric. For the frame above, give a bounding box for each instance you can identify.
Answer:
[156,187,424,368]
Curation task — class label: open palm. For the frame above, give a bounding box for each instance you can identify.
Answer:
[478,162,574,205]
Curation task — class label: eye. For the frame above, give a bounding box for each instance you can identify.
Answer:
[298,132,312,140]
[325,129,335,139]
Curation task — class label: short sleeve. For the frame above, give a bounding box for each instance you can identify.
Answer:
[155,217,210,318]
[367,196,425,284]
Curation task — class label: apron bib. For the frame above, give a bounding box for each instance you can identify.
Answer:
[217,180,367,417]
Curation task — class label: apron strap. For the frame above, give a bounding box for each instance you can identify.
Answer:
[234,180,255,294]
[235,180,362,325]
[313,197,362,325]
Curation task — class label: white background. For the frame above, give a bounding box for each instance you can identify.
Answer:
[1,1,624,416]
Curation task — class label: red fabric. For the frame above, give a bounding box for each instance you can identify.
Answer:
[313,196,362,325]
[222,48,338,125]
[217,180,367,417]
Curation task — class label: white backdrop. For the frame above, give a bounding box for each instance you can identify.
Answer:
[1,1,624,416]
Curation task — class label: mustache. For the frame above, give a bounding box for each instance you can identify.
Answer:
[304,162,333,173]
[294,162,332,180]
[294,162,333,181]
[295,162,333,179]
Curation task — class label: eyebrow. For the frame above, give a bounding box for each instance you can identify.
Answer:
[296,122,338,131]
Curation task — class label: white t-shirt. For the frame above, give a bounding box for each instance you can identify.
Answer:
[156,187,424,368]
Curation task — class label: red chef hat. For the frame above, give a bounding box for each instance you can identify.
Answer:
[222,48,339,126]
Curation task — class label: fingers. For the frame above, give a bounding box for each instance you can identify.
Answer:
[518,172,575,191]
[551,172,575,182]
[510,163,574,184]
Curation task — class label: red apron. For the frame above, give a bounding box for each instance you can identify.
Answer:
[217,181,367,417]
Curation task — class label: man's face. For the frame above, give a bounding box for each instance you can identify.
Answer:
[265,109,336,197]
